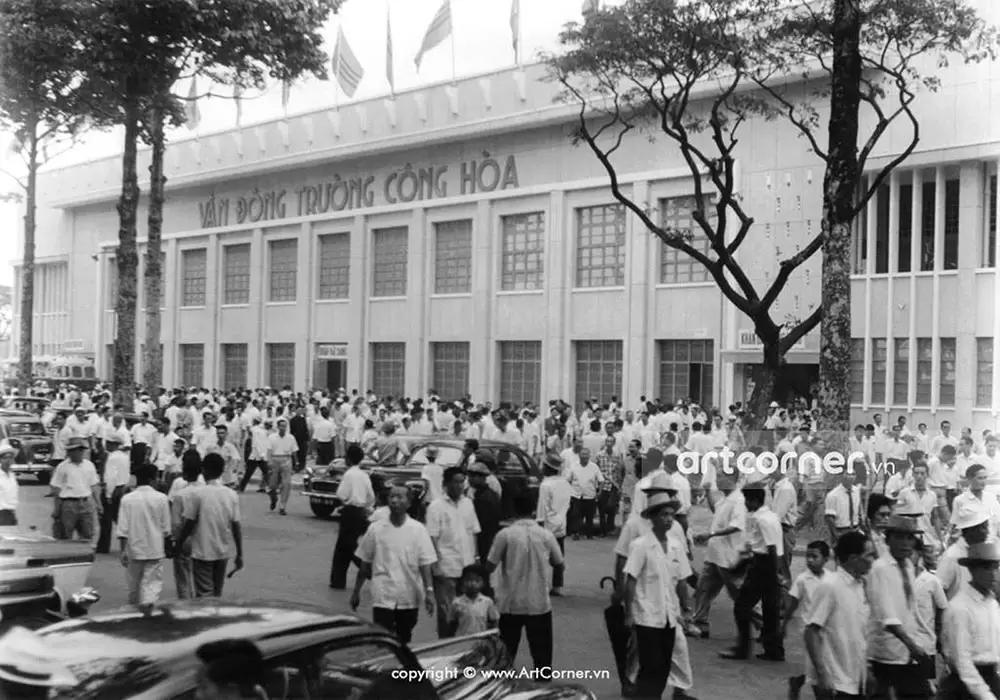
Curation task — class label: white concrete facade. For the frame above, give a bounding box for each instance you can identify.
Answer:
[10,34,1000,430]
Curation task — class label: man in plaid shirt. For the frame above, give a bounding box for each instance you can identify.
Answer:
[595,435,624,536]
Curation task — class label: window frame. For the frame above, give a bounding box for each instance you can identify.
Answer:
[179,344,204,388]
[431,342,471,403]
[267,342,296,389]
[977,337,994,408]
[372,227,409,298]
[892,338,909,405]
[849,338,865,404]
[370,342,406,398]
[268,238,298,303]
[915,338,933,406]
[220,343,248,391]
[433,220,473,294]
[181,248,208,307]
[870,338,887,406]
[939,337,957,406]
[659,195,716,284]
[500,212,545,291]
[498,340,542,407]
[574,340,624,410]
[317,232,350,300]
[657,339,714,406]
[223,243,251,305]
[575,204,626,289]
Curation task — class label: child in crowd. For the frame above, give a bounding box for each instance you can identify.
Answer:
[912,540,947,692]
[782,540,830,700]
[448,564,499,636]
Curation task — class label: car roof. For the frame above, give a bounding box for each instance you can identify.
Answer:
[0,410,41,419]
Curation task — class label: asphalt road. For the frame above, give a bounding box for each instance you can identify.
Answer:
[13,476,807,699]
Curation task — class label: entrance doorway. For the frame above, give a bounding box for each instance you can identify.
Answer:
[324,360,347,393]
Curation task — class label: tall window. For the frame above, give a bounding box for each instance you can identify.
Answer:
[850,339,864,404]
[875,185,889,274]
[318,233,350,299]
[977,338,994,408]
[916,338,933,405]
[870,338,887,405]
[940,337,957,406]
[180,344,204,387]
[658,340,714,405]
[576,204,625,288]
[223,244,251,305]
[499,341,542,407]
[107,257,118,309]
[898,184,913,273]
[181,249,207,306]
[574,340,623,409]
[221,344,248,390]
[660,195,715,284]
[944,179,960,270]
[267,343,295,389]
[500,212,545,290]
[370,342,405,398]
[433,220,472,294]
[431,342,470,401]
[986,174,997,268]
[893,339,909,405]
[920,180,936,271]
[269,239,297,302]
[372,227,408,297]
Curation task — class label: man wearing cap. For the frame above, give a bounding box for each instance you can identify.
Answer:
[50,437,102,542]
[866,515,932,698]
[536,453,573,596]
[939,500,992,600]
[0,442,19,526]
[468,461,502,565]
[97,433,132,554]
[939,541,1000,698]
[623,490,683,699]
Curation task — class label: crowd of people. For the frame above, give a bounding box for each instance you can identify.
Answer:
[4,381,1000,699]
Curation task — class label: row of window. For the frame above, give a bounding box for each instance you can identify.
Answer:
[171,339,716,408]
[108,198,724,309]
[849,337,994,408]
[851,169,998,275]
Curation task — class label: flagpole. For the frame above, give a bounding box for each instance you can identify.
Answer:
[450,1,456,83]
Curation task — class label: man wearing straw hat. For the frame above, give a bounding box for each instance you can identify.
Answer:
[623,489,682,699]
[0,626,78,697]
[50,436,102,542]
[939,541,1000,698]
[536,452,573,597]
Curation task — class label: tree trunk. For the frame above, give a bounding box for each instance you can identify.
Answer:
[17,118,38,392]
[746,340,785,432]
[143,104,166,394]
[817,0,863,442]
[113,101,141,408]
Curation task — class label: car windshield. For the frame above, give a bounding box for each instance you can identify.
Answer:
[7,420,46,436]
[407,445,463,467]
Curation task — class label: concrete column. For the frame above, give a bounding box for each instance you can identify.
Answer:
[298,222,314,391]
[470,199,494,400]
[407,207,427,398]
[955,163,983,421]
[161,239,178,387]
[886,171,898,410]
[907,170,921,411]
[348,216,368,393]
[543,190,567,406]
[623,180,651,406]
[862,188,877,409]
[245,228,264,389]
[931,167,944,411]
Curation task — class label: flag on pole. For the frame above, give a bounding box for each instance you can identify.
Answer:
[234,84,243,127]
[332,26,365,98]
[185,78,200,130]
[582,0,599,14]
[510,0,519,62]
[414,0,452,71]
[386,10,395,96]
[281,80,291,112]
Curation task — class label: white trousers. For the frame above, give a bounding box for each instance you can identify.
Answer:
[126,559,164,605]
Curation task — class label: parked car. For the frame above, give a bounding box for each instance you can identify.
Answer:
[27,599,595,700]
[0,409,56,483]
[302,437,540,520]
[3,396,51,416]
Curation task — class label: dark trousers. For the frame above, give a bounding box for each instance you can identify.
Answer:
[870,662,931,699]
[96,486,125,554]
[597,489,618,535]
[552,537,565,589]
[813,691,863,700]
[373,607,419,645]
[498,612,553,672]
[938,664,1000,699]
[634,623,677,699]
[734,553,782,657]
[239,460,268,491]
[330,506,368,589]
[946,488,957,511]
[573,498,597,537]
[295,440,308,472]
[316,442,335,466]
[192,558,228,597]
[0,510,16,526]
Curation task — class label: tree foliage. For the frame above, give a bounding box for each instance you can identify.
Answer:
[548,0,995,424]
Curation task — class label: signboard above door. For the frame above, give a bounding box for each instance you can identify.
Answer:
[738,331,763,350]
[316,343,348,360]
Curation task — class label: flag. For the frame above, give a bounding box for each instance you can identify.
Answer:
[281,80,291,112]
[332,26,365,98]
[582,0,599,14]
[386,10,395,96]
[185,78,200,130]
[510,0,519,62]
[234,84,243,127]
[414,0,452,71]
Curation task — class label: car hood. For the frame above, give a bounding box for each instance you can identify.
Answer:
[0,532,95,567]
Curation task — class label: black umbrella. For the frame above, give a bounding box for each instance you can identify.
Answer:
[599,576,630,693]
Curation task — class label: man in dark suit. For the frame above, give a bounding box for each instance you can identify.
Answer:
[289,407,310,473]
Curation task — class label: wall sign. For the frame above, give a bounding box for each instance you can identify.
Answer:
[738,330,763,349]
[316,344,348,360]
[198,153,520,229]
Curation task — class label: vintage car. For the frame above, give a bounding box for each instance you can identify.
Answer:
[302,437,540,520]
[0,409,55,482]
[3,396,51,415]
[27,599,597,700]
[0,530,98,631]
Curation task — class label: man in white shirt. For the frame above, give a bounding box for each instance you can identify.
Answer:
[824,471,863,545]
[129,412,157,465]
[199,425,243,488]
[804,531,877,698]
[568,448,604,540]
[950,463,1000,543]
[931,420,960,456]
[330,444,375,590]
[152,422,180,477]
[721,484,784,661]
[536,454,574,596]
[97,435,131,554]
[267,419,299,516]
[116,463,171,605]
[426,466,481,638]
[350,485,437,644]
[559,438,583,480]
[770,469,798,590]
[238,418,271,493]
[0,443,19,526]
[169,457,203,599]
[691,473,746,638]
[313,407,336,466]
[930,445,961,510]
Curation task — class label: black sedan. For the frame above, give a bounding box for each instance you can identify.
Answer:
[302,437,541,520]
[28,599,596,700]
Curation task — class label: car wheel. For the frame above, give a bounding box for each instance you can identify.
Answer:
[36,471,51,486]
[310,501,335,519]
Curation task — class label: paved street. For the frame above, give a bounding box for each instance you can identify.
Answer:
[13,477,805,699]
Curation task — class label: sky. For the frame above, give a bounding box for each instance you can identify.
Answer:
[0,0,599,286]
